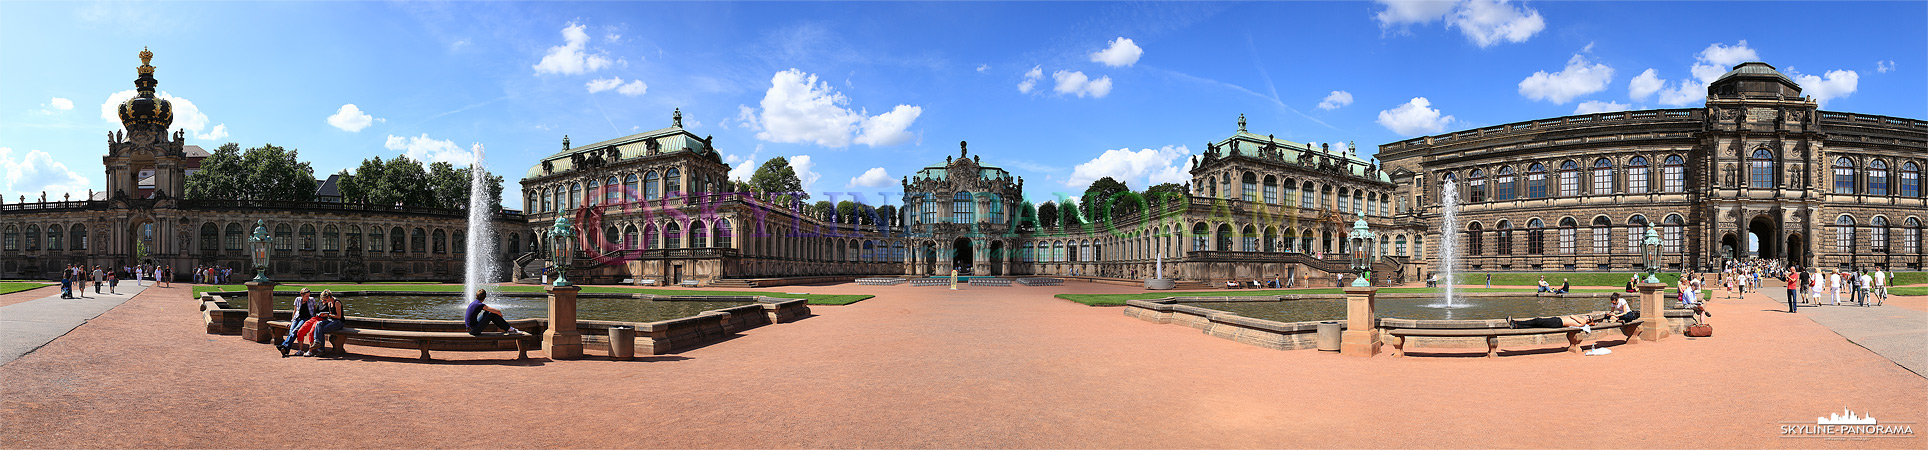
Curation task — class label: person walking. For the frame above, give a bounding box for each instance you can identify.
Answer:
[1809,269,1824,306]
[1785,267,1800,313]
[90,265,105,295]
[1485,273,1492,288]
[1873,267,1887,306]
[106,268,118,295]
[1856,270,1872,307]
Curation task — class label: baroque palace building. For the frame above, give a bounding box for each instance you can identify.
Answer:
[0,50,519,281]
[1379,62,1928,276]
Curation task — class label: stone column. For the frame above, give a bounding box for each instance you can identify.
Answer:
[1638,282,1670,341]
[242,281,277,343]
[544,285,584,359]
[1341,286,1380,357]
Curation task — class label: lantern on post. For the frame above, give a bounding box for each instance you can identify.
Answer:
[1346,212,1377,287]
[1641,221,1663,283]
[248,220,273,283]
[549,216,576,287]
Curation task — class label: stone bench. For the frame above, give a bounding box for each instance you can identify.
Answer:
[267,320,542,360]
[679,280,700,287]
[637,279,659,286]
[967,278,1011,286]
[908,278,951,287]
[854,278,905,286]
[1386,319,1644,358]
[1016,278,1062,286]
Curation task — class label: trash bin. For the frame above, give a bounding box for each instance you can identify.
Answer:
[607,326,635,361]
[1316,321,1343,352]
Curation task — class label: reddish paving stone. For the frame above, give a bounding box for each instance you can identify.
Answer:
[0,284,57,308]
[1,282,1923,448]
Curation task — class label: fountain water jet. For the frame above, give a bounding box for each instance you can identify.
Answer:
[462,143,499,302]
[1436,180,1461,309]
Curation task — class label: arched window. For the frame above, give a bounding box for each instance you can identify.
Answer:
[606,176,621,205]
[1281,178,1297,207]
[1834,157,1857,194]
[714,219,732,249]
[552,188,564,213]
[1626,215,1648,254]
[346,225,362,251]
[1220,175,1231,200]
[664,168,682,199]
[46,225,61,251]
[664,221,682,250]
[1663,214,1684,254]
[1192,223,1209,252]
[1558,160,1578,196]
[603,226,620,247]
[586,180,600,206]
[1321,185,1332,210]
[1206,176,1217,197]
[23,225,38,251]
[200,223,219,251]
[644,170,661,201]
[1496,220,1514,255]
[392,227,407,252]
[988,195,1004,225]
[1241,172,1257,202]
[1871,216,1890,253]
[690,220,708,248]
[1468,169,1488,202]
[1591,158,1614,195]
[1591,216,1612,255]
[568,183,582,210]
[643,224,659,250]
[1337,187,1350,212]
[1466,222,1484,256]
[1750,149,1776,189]
[1496,167,1518,201]
[1352,191,1364,214]
[508,232,521,254]
[70,224,86,251]
[1241,225,1258,252]
[412,228,427,253]
[1526,218,1545,254]
[1,226,14,251]
[1395,235,1408,257]
[1870,160,1890,196]
[1441,172,1458,204]
[1907,217,1922,255]
[1262,175,1278,205]
[1216,224,1233,252]
[432,229,447,254]
[952,192,975,224]
[1263,226,1277,252]
[322,225,339,251]
[1836,215,1856,253]
[1628,156,1650,194]
[1301,181,1316,207]
[453,231,465,254]
[296,224,316,251]
[1557,217,1577,255]
[369,226,385,252]
[225,223,244,251]
[1526,163,1547,198]
[538,188,549,212]
[1904,162,1921,197]
[274,224,293,251]
[1662,156,1685,193]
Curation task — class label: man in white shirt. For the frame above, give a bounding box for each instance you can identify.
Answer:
[1857,271,1873,307]
[1874,268,1888,306]
[1828,271,1843,306]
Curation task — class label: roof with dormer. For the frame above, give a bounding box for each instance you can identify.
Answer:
[523,111,717,180]
[1206,117,1388,183]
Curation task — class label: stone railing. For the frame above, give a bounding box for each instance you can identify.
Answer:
[1381,108,1702,153]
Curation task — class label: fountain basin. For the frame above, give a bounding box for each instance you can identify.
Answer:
[1123,294,1697,351]
[1144,278,1176,290]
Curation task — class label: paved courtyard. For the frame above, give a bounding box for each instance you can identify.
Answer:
[1,281,1924,448]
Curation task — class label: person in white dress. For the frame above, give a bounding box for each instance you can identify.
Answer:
[1828,271,1842,306]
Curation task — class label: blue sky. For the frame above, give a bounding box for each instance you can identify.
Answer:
[3,1,1922,209]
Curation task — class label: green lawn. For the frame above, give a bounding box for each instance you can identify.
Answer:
[1884,286,1928,296]
[1056,286,1713,307]
[190,284,871,305]
[0,282,51,295]
[1884,272,1928,286]
[1446,272,1687,287]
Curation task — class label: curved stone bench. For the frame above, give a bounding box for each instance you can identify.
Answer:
[267,320,542,360]
[1387,318,1644,358]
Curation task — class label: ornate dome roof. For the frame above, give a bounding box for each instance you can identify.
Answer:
[118,47,174,132]
[1708,61,1802,98]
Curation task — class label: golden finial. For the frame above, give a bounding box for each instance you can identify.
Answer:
[137,47,155,74]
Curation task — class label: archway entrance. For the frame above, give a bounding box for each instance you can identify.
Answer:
[130,220,156,265]
[1720,233,1739,260]
[988,240,1004,276]
[952,237,974,275]
[1748,216,1778,260]
[1786,234,1805,267]
[921,242,936,276]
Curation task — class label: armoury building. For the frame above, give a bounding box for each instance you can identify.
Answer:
[1379,62,1928,278]
[0,50,518,281]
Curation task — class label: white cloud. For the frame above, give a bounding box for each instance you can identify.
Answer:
[41,97,74,114]
[1690,41,1758,83]
[1628,68,1664,101]
[532,22,613,75]
[384,133,475,166]
[585,77,623,93]
[1644,41,1761,106]
[1876,60,1895,73]
[1574,100,1630,114]
[99,90,227,142]
[617,79,647,96]
[1376,97,1455,136]
[789,154,821,193]
[745,69,921,148]
[326,104,381,132]
[847,167,892,188]
[0,147,92,198]
[1788,69,1858,107]
[1452,0,1545,47]
[1318,91,1354,110]
[1656,80,1705,106]
[1018,65,1042,94]
[1089,37,1143,67]
[1374,0,1543,47]
[724,144,763,182]
[1052,70,1113,98]
[1065,145,1195,189]
[1518,54,1614,104]
[976,64,989,73]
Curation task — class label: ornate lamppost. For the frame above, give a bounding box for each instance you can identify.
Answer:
[549,216,576,287]
[249,220,273,283]
[1347,212,1377,287]
[1641,222,1663,284]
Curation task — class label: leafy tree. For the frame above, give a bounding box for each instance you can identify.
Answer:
[874,204,897,228]
[1112,191,1147,218]
[1082,176,1130,223]
[808,200,835,220]
[1037,201,1058,229]
[183,143,317,202]
[749,157,807,200]
[1143,182,1187,211]
[1059,201,1083,229]
[835,200,859,224]
[1017,201,1038,230]
[183,143,244,200]
[426,162,468,209]
[380,157,433,207]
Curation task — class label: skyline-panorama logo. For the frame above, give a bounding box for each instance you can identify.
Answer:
[1780,408,1916,440]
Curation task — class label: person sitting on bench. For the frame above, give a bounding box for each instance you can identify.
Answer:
[1248,279,1263,289]
[1606,293,1639,322]
[1555,278,1570,294]
[1507,314,1597,329]
[1224,280,1239,289]
[464,289,521,336]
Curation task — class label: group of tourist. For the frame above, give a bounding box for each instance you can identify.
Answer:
[192,265,235,284]
[1781,266,1888,312]
[1535,276,1570,294]
[274,289,525,358]
[56,264,176,298]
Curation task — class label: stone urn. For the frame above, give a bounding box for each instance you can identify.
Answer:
[1144,278,1176,290]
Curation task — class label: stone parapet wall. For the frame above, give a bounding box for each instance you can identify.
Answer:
[1123,295,1700,353]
